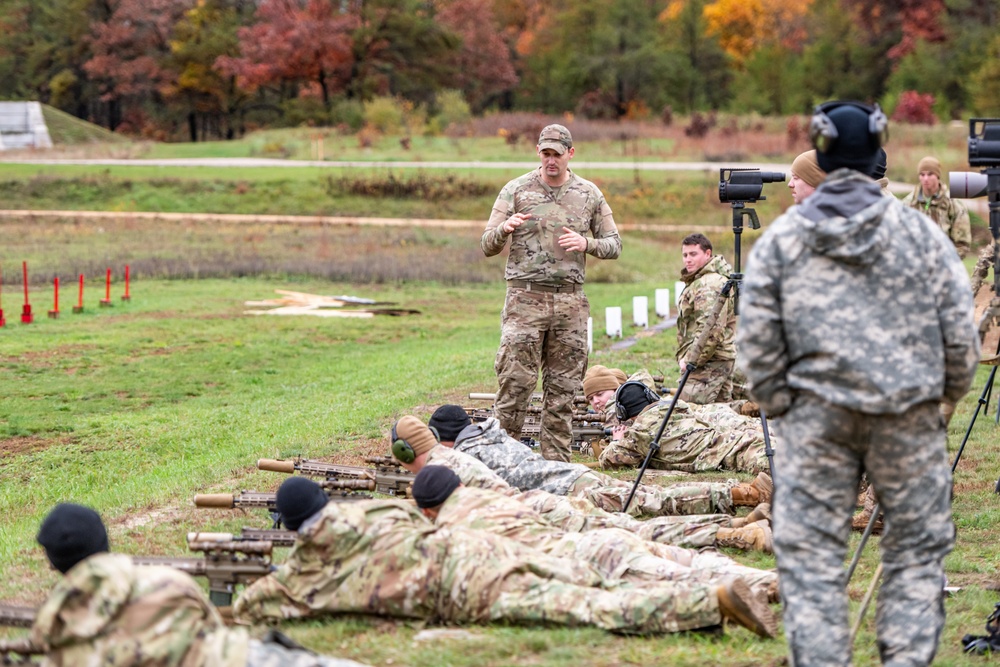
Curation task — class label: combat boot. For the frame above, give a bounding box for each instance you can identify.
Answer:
[716,520,773,553]
[716,578,778,638]
[730,472,773,506]
[730,503,771,528]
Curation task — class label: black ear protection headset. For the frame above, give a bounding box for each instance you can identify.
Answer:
[390,421,439,464]
[809,101,888,154]
[613,381,660,421]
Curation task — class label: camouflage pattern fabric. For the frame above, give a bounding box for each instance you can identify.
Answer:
[433,485,776,598]
[678,359,735,405]
[598,400,770,474]
[737,169,979,666]
[234,498,722,634]
[425,442,731,549]
[738,169,979,419]
[247,639,370,667]
[772,395,954,666]
[481,169,621,285]
[493,288,588,462]
[901,183,972,258]
[677,254,737,368]
[31,552,248,667]
[483,168,621,464]
[454,418,736,516]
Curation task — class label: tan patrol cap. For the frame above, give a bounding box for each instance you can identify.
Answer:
[538,124,573,154]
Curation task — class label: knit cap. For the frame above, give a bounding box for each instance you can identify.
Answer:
[411,466,462,509]
[392,416,439,458]
[791,150,826,188]
[917,156,941,179]
[276,477,329,531]
[37,503,109,574]
[428,405,472,442]
[583,365,628,397]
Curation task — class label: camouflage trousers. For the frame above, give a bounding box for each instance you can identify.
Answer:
[247,639,370,667]
[490,574,720,634]
[772,395,953,667]
[518,490,730,550]
[494,287,589,462]
[566,470,735,517]
[677,359,733,404]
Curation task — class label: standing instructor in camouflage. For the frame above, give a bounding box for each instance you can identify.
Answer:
[738,100,980,667]
[482,124,621,461]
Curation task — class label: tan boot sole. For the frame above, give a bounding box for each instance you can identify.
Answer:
[717,579,778,638]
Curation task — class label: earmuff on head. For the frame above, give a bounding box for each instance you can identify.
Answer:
[613,381,660,421]
[809,101,888,154]
[390,422,439,464]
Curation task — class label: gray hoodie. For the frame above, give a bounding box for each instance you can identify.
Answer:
[736,169,979,416]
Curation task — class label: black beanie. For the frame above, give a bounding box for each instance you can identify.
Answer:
[428,405,472,442]
[276,477,329,531]
[871,148,888,180]
[411,466,461,509]
[814,103,880,174]
[37,503,109,574]
[617,382,655,420]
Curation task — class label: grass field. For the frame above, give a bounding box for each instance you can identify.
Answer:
[0,120,998,665]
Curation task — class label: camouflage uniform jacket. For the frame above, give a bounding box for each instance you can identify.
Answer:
[233,499,602,624]
[901,183,972,258]
[481,169,621,285]
[598,399,766,472]
[453,418,587,494]
[677,254,737,365]
[425,444,514,494]
[32,552,247,667]
[739,169,980,417]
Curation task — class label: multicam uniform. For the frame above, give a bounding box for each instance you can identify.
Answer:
[598,400,770,475]
[453,416,735,516]
[482,167,621,462]
[676,254,737,404]
[901,183,972,258]
[30,552,367,667]
[739,169,980,666]
[425,443,733,549]
[233,499,722,634]
[433,485,778,597]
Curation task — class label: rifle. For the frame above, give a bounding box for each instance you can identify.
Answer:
[463,408,610,450]
[194,488,371,528]
[132,537,275,607]
[188,529,298,548]
[257,459,413,497]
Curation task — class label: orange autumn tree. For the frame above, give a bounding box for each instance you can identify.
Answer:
[702,0,813,65]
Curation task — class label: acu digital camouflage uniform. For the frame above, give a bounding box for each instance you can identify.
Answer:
[677,254,738,404]
[431,484,778,599]
[901,182,971,258]
[424,441,735,550]
[234,498,725,635]
[482,146,621,463]
[738,168,980,667]
[31,552,366,667]
[598,399,770,475]
[453,416,736,517]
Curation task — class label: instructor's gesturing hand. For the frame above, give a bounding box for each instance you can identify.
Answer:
[559,227,587,252]
[503,213,530,235]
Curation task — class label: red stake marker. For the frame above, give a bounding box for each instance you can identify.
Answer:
[21,261,33,324]
[48,277,60,319]
[73,274,84,314]
[121,264,131,302]
[100,268,112,307]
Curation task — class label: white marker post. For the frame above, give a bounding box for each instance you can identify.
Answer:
[587,316,593,353]
[655,288,671,318]
[675,281,685,308]
[633,296,648,328]
[605,307,622,338]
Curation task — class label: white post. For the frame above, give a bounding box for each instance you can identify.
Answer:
[675,281,685,308]
[655,288,671,317]
[605,307,622,338]
[587,317,593,353]
[632,296,648,328]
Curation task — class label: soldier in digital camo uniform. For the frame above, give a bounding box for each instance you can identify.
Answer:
[30,503,368,667]
[738,101,980,667]
[234,476,777,639]
[410,465,778,601]
[389,415,772,552]
[675,233,737,404]
[482,123,621,463]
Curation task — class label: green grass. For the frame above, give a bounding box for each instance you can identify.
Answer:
[39,105,129,146]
